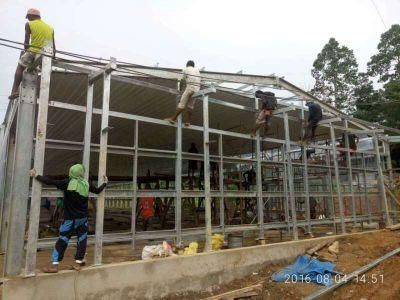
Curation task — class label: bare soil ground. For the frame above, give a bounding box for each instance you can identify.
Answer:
[166,230,400,300]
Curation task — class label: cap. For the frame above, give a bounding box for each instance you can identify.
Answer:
[26,8,40,18]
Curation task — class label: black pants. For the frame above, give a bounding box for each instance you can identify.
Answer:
[303,119,319,140]
[51,217,88,263]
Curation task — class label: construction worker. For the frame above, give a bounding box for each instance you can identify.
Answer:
[9,8,55,99]
[250,91,277,137]
[302,102,322,143]
[29,164,107,273]
[139,184,155,231]
[165,60,201,126]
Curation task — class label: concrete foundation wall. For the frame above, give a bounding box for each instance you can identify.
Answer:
[3,234,344,300]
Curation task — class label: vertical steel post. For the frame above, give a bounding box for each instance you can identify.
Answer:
[83,81,94,179]
[330,125,346,234]
[0,136,15,253]
[283,112,298,240]
[282,145,290,234]
[94,58,115,265]
[343,119,356,226]
[254,86,264,239]
[218,134,225,234]
[384,140,396,223]
[175,82,182,247]
[4,71,38,275]
[361,153,372,223]
[300,107,311,234]
[25,44,52,276]
[373,135,391,226]
[326,149,336,234]
[203,95,212,251]
[131,120,139,249]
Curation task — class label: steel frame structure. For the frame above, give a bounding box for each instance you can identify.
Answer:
[0,55,397,277]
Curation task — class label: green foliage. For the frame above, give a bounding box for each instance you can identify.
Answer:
[311,38,359,112]
[367,24,400,83]
[353,73,383,123]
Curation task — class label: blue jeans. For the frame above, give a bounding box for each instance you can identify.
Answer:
[51,217,88,263]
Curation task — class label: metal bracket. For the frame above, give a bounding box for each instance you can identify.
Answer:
[88,57,117,84]
[192,86,217,98]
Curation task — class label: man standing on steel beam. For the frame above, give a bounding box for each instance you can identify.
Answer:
[165,60,201,126]
[250,90,277,137]
[9,8,56,99]
[29,164,107,273]
[302,102,322,143]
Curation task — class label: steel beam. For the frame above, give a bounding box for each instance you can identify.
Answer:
[373,135,391,226]
[131,120,138,249]
[4,71,37,275]
[283,112,298,240]
[330,124,346,234]
[203,94,212,251]
[94,57,115,265]
[25,44,52,276]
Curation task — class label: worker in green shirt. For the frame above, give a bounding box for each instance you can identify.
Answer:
[9,8,56,99]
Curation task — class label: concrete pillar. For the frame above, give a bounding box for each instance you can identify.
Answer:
[203,94,212,251]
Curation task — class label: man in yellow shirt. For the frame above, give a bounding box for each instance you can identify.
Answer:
[9,8,56,99]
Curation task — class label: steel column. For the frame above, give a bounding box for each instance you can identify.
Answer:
[218,134,225,234]
[300,107,311,234]
[283,112,298,240]
[0,136,15,253]
[94,58,115,265]
[282,145,290,234]
[131,120,139,249]
[175,81,182,246]
[343,119,356,226]
[361,153,372,223]
[373,135,391,226]
[83,81,94,179]
[254,86,264,239]
[383,140,396,223]
[330,125,346,234]
[203,94,212,251]
[4,71,38,275]
[326,149,337,234]
[25,44,52,276]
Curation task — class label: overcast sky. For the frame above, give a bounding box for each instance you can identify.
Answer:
[0,0,399,120]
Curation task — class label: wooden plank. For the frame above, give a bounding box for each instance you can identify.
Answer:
[203,283,263,300]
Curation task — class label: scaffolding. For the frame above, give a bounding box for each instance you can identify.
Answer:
[0,46,399,277]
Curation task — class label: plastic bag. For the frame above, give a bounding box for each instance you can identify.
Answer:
[141,241,175,260]
[211,234,224,251]
[184,242,198,255]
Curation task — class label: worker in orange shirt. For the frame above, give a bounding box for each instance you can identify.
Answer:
[139,184,155,231]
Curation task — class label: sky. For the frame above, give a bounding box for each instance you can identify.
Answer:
[0,0,399,121]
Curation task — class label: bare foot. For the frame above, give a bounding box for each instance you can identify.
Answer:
[250,131,256,137]
[42,265,58,273]
[184,122,190,127]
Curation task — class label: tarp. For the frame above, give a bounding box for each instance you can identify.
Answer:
[272,255,336,286]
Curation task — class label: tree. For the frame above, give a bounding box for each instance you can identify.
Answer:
[367,24,400,83]
[311,38,359,113]
[353,73,383,123]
